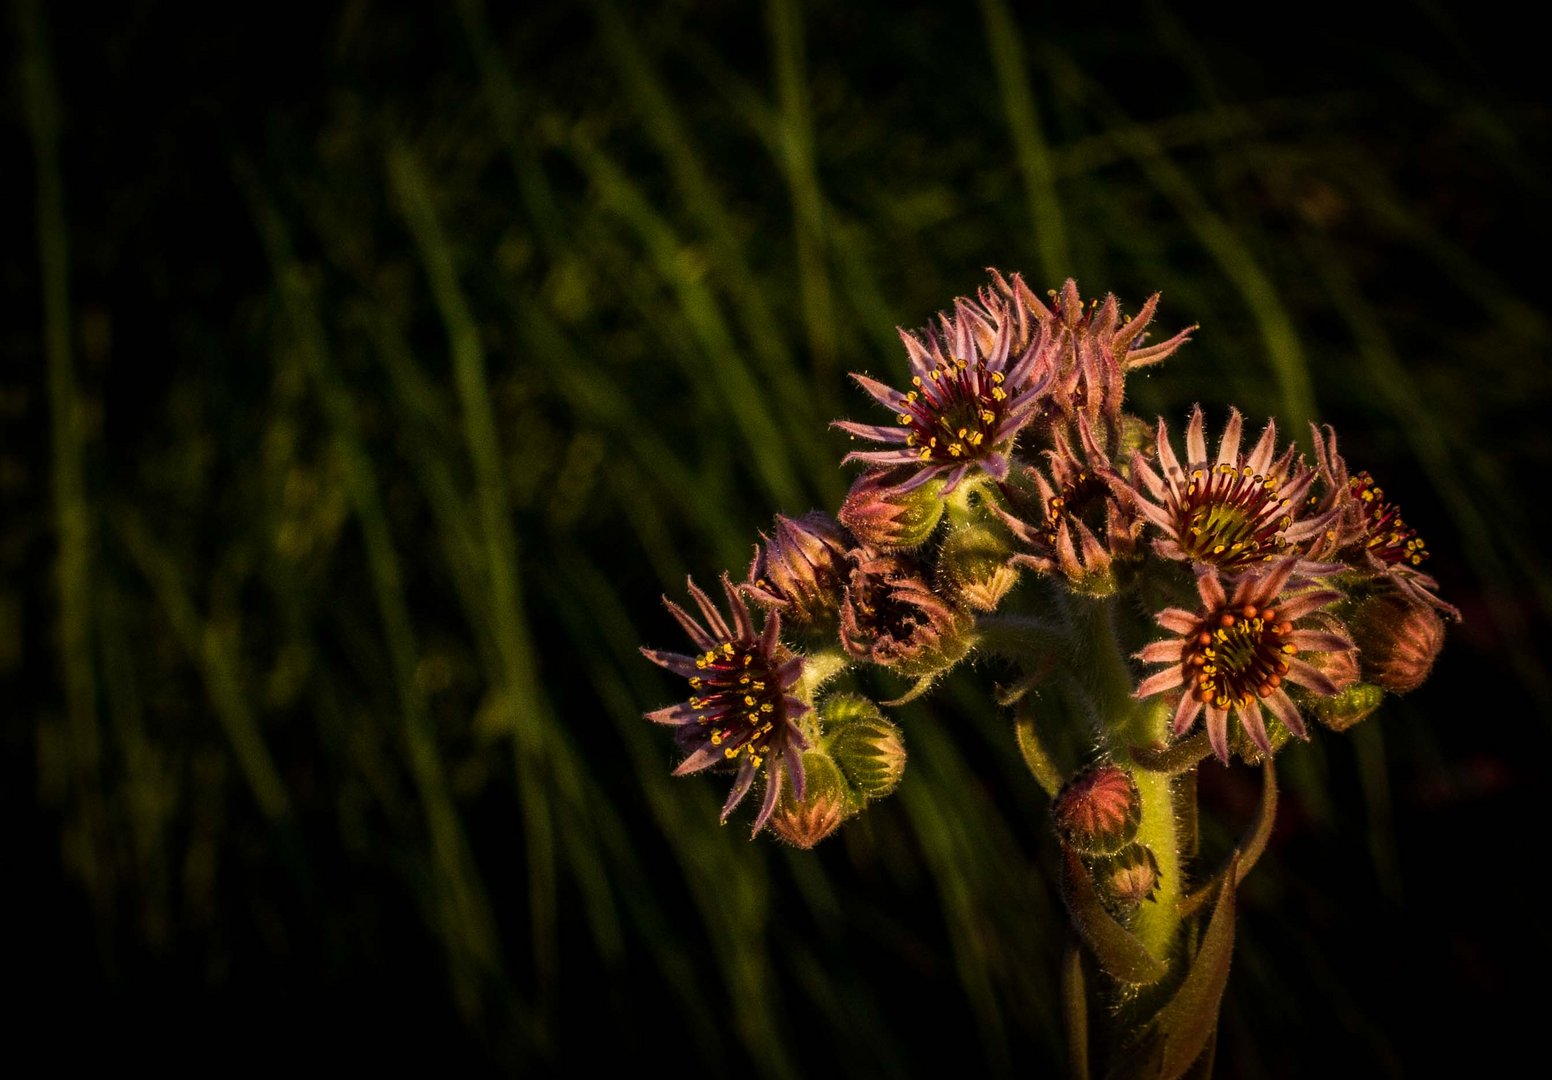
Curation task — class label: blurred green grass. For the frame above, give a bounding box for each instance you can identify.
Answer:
[7,1,1549,1074]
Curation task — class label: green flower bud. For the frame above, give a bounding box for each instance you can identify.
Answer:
[821,693,906,802]
[936,523,1019,613]
[1117,413,1155,466]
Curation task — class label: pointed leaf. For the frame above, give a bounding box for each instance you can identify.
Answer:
[880,672,937,707]
[1061,850,1167,987]
[1154,856,1238,1079]
[1063,941,1092,1080]
[1015,703,1064,797]
[1234,761,1279,884]
[1180,763,1276,917]
[1182,1030,1217,1080]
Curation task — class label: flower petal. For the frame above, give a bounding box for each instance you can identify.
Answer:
[1157,607,1199,634]
[1288,630,1354,654]
[832,420,913,444]
[841,448,921,468]
[1246,418,1278,476]
[751,765,785,837]
[1156,418,1184,482]
[1235,701,1272,756]
[639,647,700,678]
[687,577,732,641]
[1276,589,1343,621]
[1196,567,1227,609]
[645,703,697,726]
[1265,687,1308,739]
[720,759,758,821]
[673,743,725,776]
[1205,706,1231,763]
[1185,405,1208,465]
[1173,692,1205,736]
[722,574,754,641]
[1131,454,1169,502]
[1136,639,1186,663]
[851,371,908,410]
[1285,657,1340,697]
[1216,408,1244,467]
[663,598,717,651]
[785,748,807,803]
[1136,666,1185,699]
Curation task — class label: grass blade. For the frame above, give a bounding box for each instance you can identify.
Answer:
[979,0,1072,284]
[19,0,112,912]
[388,144,559,1004]
[1041,49,1318,433]
[111,511,291,822]
[242,165,503,1016]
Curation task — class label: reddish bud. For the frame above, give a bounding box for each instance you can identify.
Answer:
[768,751,855,849]
[745,512,850,625]
[1099,844,1161,910]
[1353,595,1446,694]
[839,471,945,551]
[1053,763,1141,856]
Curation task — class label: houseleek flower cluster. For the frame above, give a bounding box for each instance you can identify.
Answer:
[639,269,1451,1068]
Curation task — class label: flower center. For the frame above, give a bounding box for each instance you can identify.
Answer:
[1042,469,1105,544]
[1177,464,1292,570]
[1185,605,1296,709]
[688,641,782,768]
[849,577,924,647]
[897,357,1007,464]
[1350,472,1428,567]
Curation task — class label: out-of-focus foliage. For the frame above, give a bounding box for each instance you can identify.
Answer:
[6,1,1547,1074]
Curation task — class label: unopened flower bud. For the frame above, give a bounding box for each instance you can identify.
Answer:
[745,512,850,625]
[1352,595,1446,694]
[839,471,945,550]
[936,523,1019,613]
[821,694,906,802]
[768,751,856,849]
[1311,682,1385,733]
[1052,763,1141,856]
[1099,843,1161,910]
[839,551,973,678]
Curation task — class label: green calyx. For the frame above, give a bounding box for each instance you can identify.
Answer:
[936,522,1019,613]
[821,693,907,802]
[768,750,858,849]
[1311,681,1385,732]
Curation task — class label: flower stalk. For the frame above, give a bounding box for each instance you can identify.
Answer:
[1118,699,1183,963]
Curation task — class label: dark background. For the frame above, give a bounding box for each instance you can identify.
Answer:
[6,1,1548,1074]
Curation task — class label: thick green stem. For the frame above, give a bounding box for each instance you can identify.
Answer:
[1065,596,1183,965]
[1119,699,1183,964]
[1060,594,1136,723]
[974,614,1068,661]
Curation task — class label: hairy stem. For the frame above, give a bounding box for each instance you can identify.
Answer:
[1065,595,1183,965]
[1119,698,1182,963]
